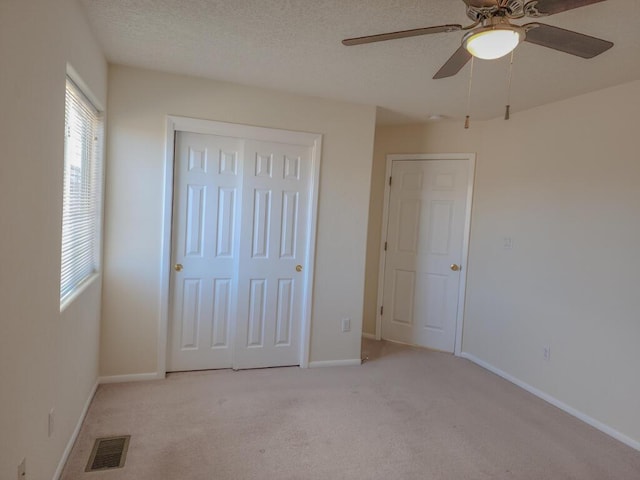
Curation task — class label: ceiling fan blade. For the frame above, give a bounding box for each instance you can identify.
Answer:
[433,46,472,79]
[524,23,613,58]
[524,0,606,17]
[342,25,462,46]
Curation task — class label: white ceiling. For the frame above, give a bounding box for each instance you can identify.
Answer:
[80,0,640,124]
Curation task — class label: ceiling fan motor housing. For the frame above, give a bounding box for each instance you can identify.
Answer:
[466,0,527,22]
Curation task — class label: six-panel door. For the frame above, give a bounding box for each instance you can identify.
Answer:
[234,140,310,369]
[168,133,243,371]
[382,159,469,352]
[168,132,311,371]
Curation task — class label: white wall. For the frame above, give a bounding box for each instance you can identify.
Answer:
[101,65,376,376]
[0,1,107,479]
[367,80,640,447]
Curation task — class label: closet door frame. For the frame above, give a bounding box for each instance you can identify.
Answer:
[158,115,323,377]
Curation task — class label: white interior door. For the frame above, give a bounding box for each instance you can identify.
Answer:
[168,132,242,371]
[234,140,310,369]
[168,131,312,371]
[382,159,470,352]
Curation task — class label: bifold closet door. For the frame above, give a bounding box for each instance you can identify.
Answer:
[233,139,311,369]
[168,132,243,371]
[168,133,312,371]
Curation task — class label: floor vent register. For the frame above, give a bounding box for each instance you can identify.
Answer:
[85,435,131,472]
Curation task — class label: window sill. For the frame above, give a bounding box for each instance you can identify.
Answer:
[60,272,101,313]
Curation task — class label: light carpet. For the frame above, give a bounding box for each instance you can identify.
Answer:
[61,340,640,479]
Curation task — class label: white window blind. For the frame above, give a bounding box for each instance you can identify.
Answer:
[60,78,103,303]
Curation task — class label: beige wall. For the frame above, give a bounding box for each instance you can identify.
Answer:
[366,80,640,446]
[101,65,376,375]
[0,1,107,479]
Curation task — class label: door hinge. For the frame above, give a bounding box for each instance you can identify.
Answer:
[389,176,392,186]
[384,241,388,251]
[380,306,384,316]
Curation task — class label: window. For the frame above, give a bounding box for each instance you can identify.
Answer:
[60,78,103,303]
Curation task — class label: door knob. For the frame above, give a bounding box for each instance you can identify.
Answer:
[296,265,303,272]
[174,263,183,272]
[450,264,460,272]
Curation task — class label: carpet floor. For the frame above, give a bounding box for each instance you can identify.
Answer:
[61,340,640,479]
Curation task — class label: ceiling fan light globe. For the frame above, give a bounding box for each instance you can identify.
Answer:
[464,29,522,60]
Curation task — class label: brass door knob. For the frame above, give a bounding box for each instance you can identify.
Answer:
[174,263,183,272]
[450,264,460,272]
[296,265,303,272]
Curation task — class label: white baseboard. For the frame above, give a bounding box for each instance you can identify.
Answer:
[98,372,163,384]
[52,380,99,480]
[361,332,378,341]
[308,359,362,368]
[460,352,640,452]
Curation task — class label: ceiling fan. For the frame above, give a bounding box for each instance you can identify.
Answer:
[342,0,613,79]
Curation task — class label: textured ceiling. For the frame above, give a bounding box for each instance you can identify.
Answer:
[80,0,640,124]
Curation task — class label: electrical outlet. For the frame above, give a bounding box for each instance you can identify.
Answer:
[341,318,351,333]
[17,458,26,480]
[503,237,513,249]
[543,346,551,361]
[48,409,55,437]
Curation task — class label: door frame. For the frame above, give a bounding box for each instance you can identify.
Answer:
[375,153,475,356]
[158,115,323,376]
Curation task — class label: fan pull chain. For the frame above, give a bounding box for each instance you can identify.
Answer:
[505,50,515,120]
[465,56,475,129]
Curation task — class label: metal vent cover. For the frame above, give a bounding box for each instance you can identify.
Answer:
[85,435,130,472]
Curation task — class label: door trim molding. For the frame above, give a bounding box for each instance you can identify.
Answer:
[375,153,476,356]
[159,116,322,375]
